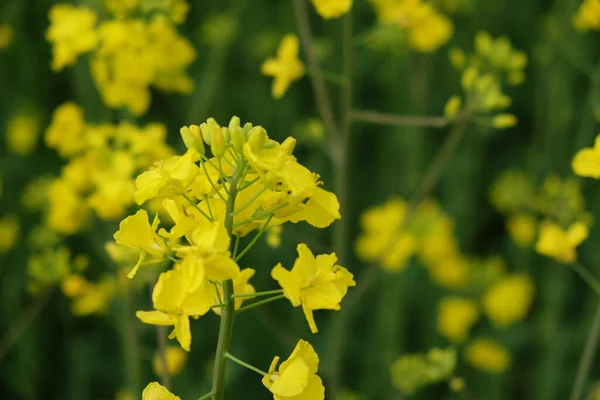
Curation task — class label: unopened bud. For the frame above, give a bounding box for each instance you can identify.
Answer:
[211,125,226,157]
[180,125,205,155]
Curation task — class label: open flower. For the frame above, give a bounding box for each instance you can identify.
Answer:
[271,243,355,333]
[262,340,325,400]
[572,135,600,178]
[311,0,352,19]
[261,34,305,99]
[113,209,168,278]
[142,382,181,400]
[535,220,588,264]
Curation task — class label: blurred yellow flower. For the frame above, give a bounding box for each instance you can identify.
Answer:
[0,215,20,253]
[572,135,600,178]
[271,243,355,333]
[489,170,535,215]
[0,24,13,49]
[391,347,456,394]
[311,0,353,19]
[492,114,517,129]
[261,34,305,99]
[437,297,479,343]
[262,339,324,400]
[69,275,116,316]
[142,382,181,400]
[46,4,99,71]
[506,214,537,248]
[427,255,470,289]
[444,96,462,120]
[464,338,511,373]
[266,225,282,248]
[574,0,600,31]
[482,274,534,328]
[7,114,40,156]
[535,220,588,264]
[152,346,187,377]
[45,102,88,158]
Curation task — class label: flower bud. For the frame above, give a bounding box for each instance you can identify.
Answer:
[444,96,462,120]
[492,114,517,129]
[211,125,226,157]
[180,125,205,155]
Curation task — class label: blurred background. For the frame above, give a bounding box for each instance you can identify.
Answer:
[1,0,600,399]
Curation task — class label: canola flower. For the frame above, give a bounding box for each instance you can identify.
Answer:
[0,215,20,254]
[311,0,353,19]
[142,382,180,400]
[152,346,187,377]
[535,220,589,264]
[437,297,479,343]
[112,116,349,398]
[574,0,600,31]
[572,134,600,178]
[464,338,511,373]
[261,34,305,99]
[46,2,195,115]
[390,347,456,394]
[482,274,534,328]
[6,113,40,156]
[368,0,453,53]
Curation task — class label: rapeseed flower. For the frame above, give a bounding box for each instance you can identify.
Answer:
[152,346,187,377]
[506,214,537,248]
[437,297,479,343]
[574,0,600,31]
[464,338,511,373]
[261,34,305,99]
[0,215,19,253]
[572,135,600,178]
[311,0,353,19]
[142,382,181,400]
[482,274,534,328]
[0,24,13,49]
[6,114,40,156]
[535,220,588,264]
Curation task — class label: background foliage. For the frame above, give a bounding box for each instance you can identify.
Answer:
[1,0,600,399]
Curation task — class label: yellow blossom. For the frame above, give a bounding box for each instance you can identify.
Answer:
[464,338,511,373]
[427,255,470,289]
[271,243,355,333]
[266,225,282,248]
[6,114,40,156]
[390,347,456,394]
[46,4,99,71]
[69,276,116,316]
[142,382,181,400]
[152,346,187,377]
[437,297,479,343]
[572,135,600,178]
[311,0,353,19]
[261,34,305,99]
[506,214,537,248]
[45,102,88,158]
[444,96,462,120]
[535,220,588,264]
[113,210,168,278]
[0,215,19,254]
[262,340,325,400]
[574,0,600,31]
[482,274,535,328]
[492,114,517,129]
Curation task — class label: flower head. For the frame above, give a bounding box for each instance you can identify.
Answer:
[261,34,305,99]
[482,274,535,328]
[535,220,588,264]
[262,340,325,400]
[464,338,511,373]
[142,382,181,400]
[437,297,479,343]
[311,0,353,19]
[572,135,600,178]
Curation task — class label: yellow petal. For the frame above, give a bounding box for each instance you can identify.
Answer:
[572,148,600,178]
[269,359,310,396]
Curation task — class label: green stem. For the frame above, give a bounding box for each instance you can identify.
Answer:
[233,234,240,259]
[165,255,180,264]
[572,263,600,296]
[236,294,285,314]
[570,301,600,400]
[123,282,142,396]
[197,392,214,400]
[211,160,245,400]
[232,204,284,228]
[156,325,171,389]
[184,193,213,222]
[225,352,267,376]
[230,186,267,216]
[201,161,227,202]
[232,289,283,299]
[351,110,449,128]
[234,214,274,261]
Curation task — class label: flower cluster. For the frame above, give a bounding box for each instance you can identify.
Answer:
[261,34,305,99]
[311,0,353,19]
[367,0,453,53]
[357,198,534,376]
[46,2,195,115]
[490,170,591,264]
[444,31,527,128]
[574,0,600,31]
[113,116,351,399]
[6,112,41,156]
[390,347,456,394]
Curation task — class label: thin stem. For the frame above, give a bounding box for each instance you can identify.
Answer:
[225,352,267,376]
[211,303,226,309]
[232,289,283,299]
[572,263,600,296]
[230,186,267,216]
[0,289,53,363]
[201,161,227,202]
[156,325,171,389]
[165,255,180,264]
[122,281,142,396]
[232,203,285,229]
[204,194,214,219]
[239,176,260,191]
[184,194,213,222]
[197,392,214,400]
[236,294,285,314]
[306,69,348,86]
[570,301,600,400]
[292,0,340,143]
[211,160,245,400]
[233,234,240,259]
[234,214,274,261]
[213,282,223,304]
[351,110,449,128]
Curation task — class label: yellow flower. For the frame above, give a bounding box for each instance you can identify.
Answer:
[506,214,537,248]
[489,170,535,215]
[535,220,588,264]
[266,225,283,248]
[311,0,353,19]
[464,338,511,373]
[572,135,600,178]
[261,34,305,99]
[70,276,116,316]
[287,187,341,228]
[0,24,13,49]
[271,243,355,333]
[482,274,534,328]
[262,339,325,400]
[7,114,40,156]
[45,102,88,158]
[492,114,517,129]
[390,347,456,394]
[142,382,181,400]
[437,297,479,343]
[134,150,200,205]
[427,255,470,289]
[152,346,187,377]
[574,0,600,31]
[46,4,99,71]
[444,96,462,120]
[27,247,72,293]
[0,215,19,254]
[113,210,168,278]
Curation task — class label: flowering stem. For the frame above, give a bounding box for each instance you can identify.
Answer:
[572,263,600,296]
[233,234,240,259]
[197,392,214,400]
[234,214,274,261]
[236,294,285,314]
[351,110,449,128]
[570,301,600,400]
[232,289,283,299]
[201,161,227,202]
[211,161,245,400]
[225,352,267,376]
